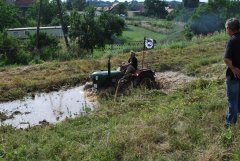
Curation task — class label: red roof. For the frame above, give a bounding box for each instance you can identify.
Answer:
[15,0,33,8]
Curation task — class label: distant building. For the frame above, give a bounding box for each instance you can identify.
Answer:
[15,0,33,10]
[66,11,101,17]
[109,2,119,11]
[7,26,64,39]
[127,11,143,17]
[95,2,119,12]
[165,6,174,13]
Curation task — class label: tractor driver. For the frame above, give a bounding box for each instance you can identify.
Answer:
[125,51,138,76]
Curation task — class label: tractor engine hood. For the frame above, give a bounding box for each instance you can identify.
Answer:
[90,70,124,89]
[90,70,123,79]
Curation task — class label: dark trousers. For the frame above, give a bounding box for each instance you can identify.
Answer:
[226,77,240,126]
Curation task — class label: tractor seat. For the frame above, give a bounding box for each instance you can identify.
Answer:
[132,69,140,76]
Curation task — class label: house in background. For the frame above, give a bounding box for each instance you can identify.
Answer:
[95,2,119,12]
[165,6,174,14]
[15,0,33,12]
[127,2,144,17]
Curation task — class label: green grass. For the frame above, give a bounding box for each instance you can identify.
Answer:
[93,24,167,58]
[126,16,173,29]
[1,30,239,160]
[0,30,228,101]
[0,60,104,101]
[0,80,238,160]
[120,25,167,42]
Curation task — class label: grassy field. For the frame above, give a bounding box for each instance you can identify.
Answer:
[126,16,174,31]
[0,60,104,102]
[119,25,167,42]
[1,31,240,160]
[93,24,168,59]
[94,18,186,58]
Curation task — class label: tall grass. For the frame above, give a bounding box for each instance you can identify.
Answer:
[0,28,237,160]
[0,79,238,160]
[0,30,228,101]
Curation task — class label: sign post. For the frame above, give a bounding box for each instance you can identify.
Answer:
[142,37,146,69]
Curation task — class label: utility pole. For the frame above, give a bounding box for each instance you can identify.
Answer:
[36,0,43,50]
[56,0,70,49]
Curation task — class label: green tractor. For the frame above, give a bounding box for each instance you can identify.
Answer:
[90,56,156,92]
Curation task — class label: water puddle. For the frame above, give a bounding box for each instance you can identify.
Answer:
[0,86,95,129]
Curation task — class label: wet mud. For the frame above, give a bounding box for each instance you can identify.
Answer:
[0,86,94,129]
[155,71,194,93]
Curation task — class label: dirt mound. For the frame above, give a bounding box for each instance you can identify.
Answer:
[155,71,194,93]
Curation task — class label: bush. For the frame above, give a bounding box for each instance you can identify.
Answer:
[15,49,30,64]
[27,32,60,61]
[166,9,179,21]
[0,32,30,65]
[28,32,59,49]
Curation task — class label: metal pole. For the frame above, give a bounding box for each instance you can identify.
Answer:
[56,0,70,49]
[142,37,146,69]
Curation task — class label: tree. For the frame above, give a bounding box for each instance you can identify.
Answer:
[69,8,101,53]
[26,0,59,25]
[187,0,240,35]
[56,0,70,48]
[208,0,227,10]
[112,3,126,15]
[128,0,139,11]
[183,0,199,8]
[0,1,21,31]
[63,0,72,10]
[71,0,86,11]
[144,0,167,18]
[69,7,125,53]
[98,12,125,44]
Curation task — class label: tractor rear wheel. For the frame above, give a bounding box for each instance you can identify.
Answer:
[137,73,156,89]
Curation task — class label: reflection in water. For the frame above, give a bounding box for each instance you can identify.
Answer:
[0,86,94,129]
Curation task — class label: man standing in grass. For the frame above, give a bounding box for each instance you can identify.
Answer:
[224,18,240,127]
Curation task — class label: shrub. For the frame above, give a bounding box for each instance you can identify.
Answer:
[166,9,179,21]
[27,32,60,61]
[28,32,59,49]
[15,49,30,64]
[0,32,30,65]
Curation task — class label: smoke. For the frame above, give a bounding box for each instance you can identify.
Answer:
[190,13,223,34]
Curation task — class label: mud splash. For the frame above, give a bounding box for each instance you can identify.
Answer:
[0,86,94,129]
[155,71,194,93]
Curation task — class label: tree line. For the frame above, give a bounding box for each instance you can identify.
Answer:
[145,0,240,36]
[1,0,240,66]
[0,0,125,65]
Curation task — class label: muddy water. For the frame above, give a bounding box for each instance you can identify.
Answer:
[0,86,94,129]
